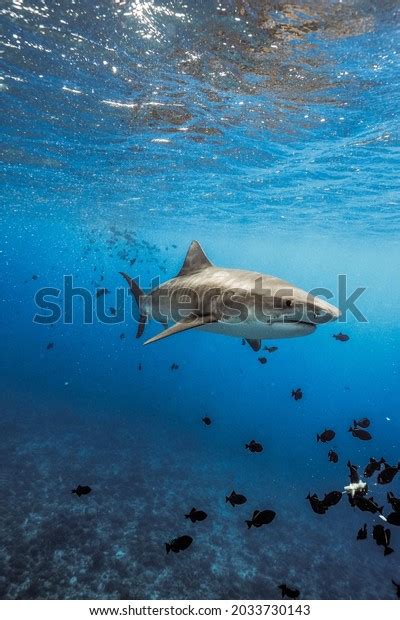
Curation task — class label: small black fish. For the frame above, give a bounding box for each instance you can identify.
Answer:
[348,426,372,441]
[246,509,276,528]
[354,417,370,428]
[171,363,179,370]
[96,288,109,298]
[357,524,367,540]
[392,579,400,599]
[333,332,349,341]
[129,258,136,266]
[387,492,400,513]
[352,496,383,515]
[364,457,385,478]
[109,307,117,316]
[72,485,92,497]
[373,525,394,556]
[202,416,212,426]
[245,440,263,453]
[32,274,38,280]
[166,535,193,554]
[278,584,299,600]
[347,460,360,484]
[377,463,400,485]
[46,342,54,350]
[328,450,339,463]
[185,507,207,523]
[258,357,267,365]
[322,491,342,508]
[306,493,327,515]
[138,363,142,371]
[264,346,278,353]
[291,388,302,401]
[317,429,335,443]
[386,512,400,527]
[226,490,247,507]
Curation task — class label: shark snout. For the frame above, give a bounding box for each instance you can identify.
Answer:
[312,296,341,321]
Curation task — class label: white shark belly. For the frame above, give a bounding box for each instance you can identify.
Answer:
[199,318,316,340]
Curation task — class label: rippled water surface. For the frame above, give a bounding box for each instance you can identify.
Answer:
[1,0,400,601]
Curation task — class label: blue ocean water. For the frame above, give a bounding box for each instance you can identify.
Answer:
[1,0,400,600]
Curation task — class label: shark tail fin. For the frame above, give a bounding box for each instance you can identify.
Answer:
[384,547,394,556]
[245,520,253,529]
[120,273,147,338]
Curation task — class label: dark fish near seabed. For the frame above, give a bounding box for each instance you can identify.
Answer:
[347,460,360,484]
[322,491,342,507]
[386,512,400,526]
[350,496,383,515]
[306,493,327,515]
[258,357,267,365]
[278,584,300,599]
[328,450,339,463]
[32,274,38,280]
[109,307,117,315]
[171,363,179,370]
[333,332,349,341]
[364,457,385,478]
[292,388,302,401]
[166,535,193,554]
[372,525,394,556]
[46,342,54,350]
[354,417,370,428]
[185,508,207,523]
[377,463,400,485]
[357,524,367,540]
[226,490,247,507]
[72,485,92,497]
[96,288,109,298]
[264,346,278,353]
[348,426,372,441]
[245,440,263,453]
[246,509,276,528]
[138,363,142,370]
[202,416,212,426]
[317,429,335,443]
[387,492,400,513]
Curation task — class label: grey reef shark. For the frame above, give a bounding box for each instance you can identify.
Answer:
[120,241,340,351]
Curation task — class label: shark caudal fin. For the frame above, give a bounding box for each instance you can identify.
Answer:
[120,273,147,338]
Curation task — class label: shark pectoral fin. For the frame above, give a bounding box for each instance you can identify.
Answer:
[144,315,218,346]
[246,339,261,352]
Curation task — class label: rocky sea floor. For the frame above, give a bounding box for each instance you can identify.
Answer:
[0,391,399,600]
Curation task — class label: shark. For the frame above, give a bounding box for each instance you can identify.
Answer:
[120,240,340,350]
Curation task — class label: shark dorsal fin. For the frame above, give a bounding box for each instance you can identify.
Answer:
[177,241,213,277]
